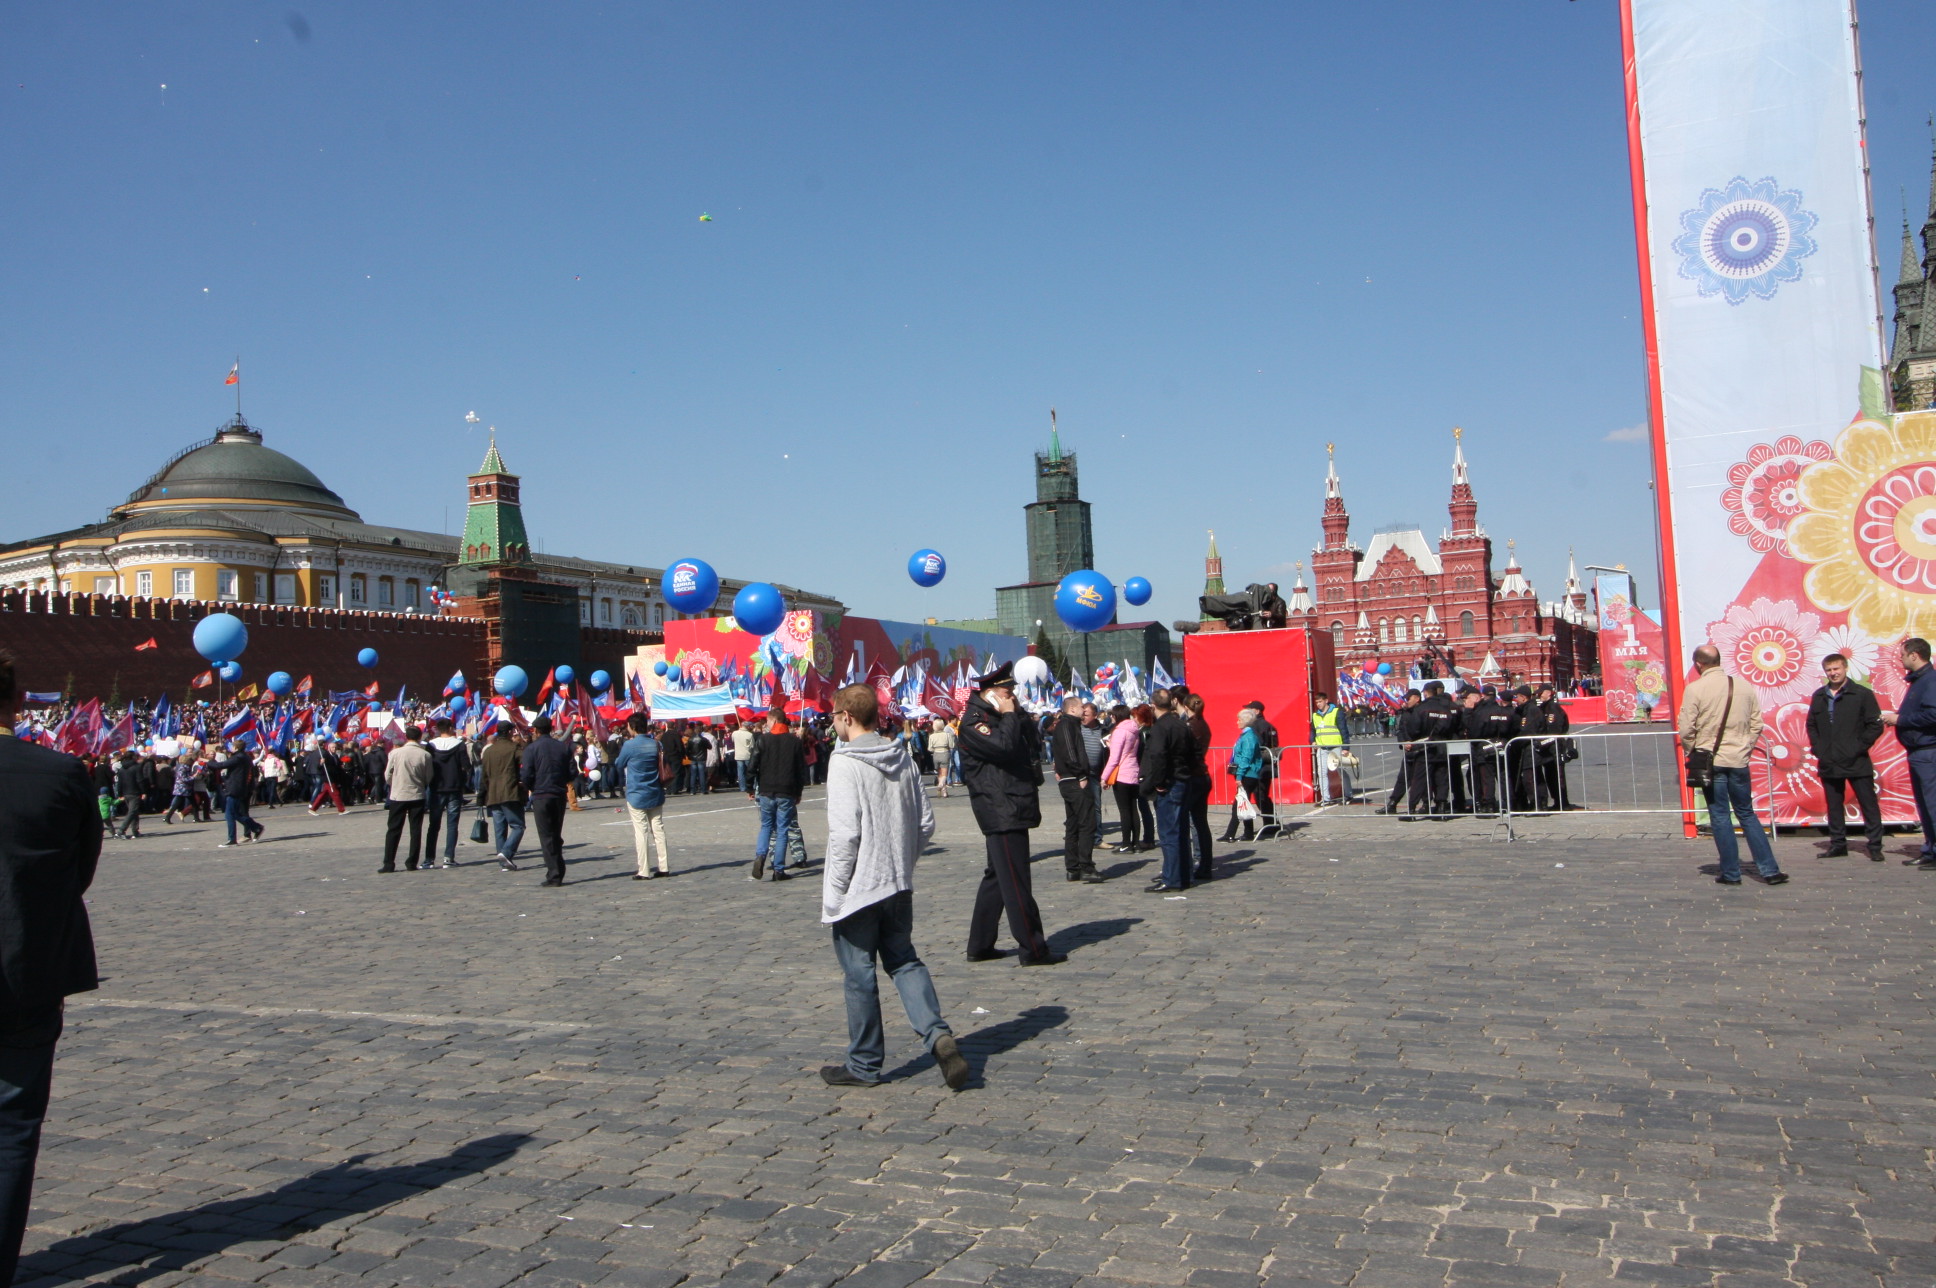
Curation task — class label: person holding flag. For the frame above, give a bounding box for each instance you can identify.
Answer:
[210,736,265,847]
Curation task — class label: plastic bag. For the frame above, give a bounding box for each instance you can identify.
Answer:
[1235,785,1259,823]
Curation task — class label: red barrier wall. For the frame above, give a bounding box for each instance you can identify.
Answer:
[1182,628,1322,807]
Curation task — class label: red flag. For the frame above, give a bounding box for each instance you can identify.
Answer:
[100,713,136,756]
[224,363,239,386]
[295,675,313,696]
[191,670,215,689]
[492,695,530,730]
[535,667,558,709]
[364,681,380,697]
[921,672,959,719]
[134,638,158,652]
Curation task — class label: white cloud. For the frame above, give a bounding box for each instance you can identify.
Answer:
[1603,424,1648,443]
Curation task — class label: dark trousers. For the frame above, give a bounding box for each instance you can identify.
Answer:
[0,1010,61,1287]
[1906,748,1936,858]
[531,794,567,880]
[1821,775,1883,850]
[422,790,466,862]
[382,799,425,869]
[1404,746,1446,814]
[967,830,1050,961]
[223,794,262,844]
[1057,779,1097,874]
[1471,745,1501,812]
[1112,782,1148,847]
[1532,747,1568,809]
[1253,774,1278,833]
[1223,775,1263,841]
[1154,781,1193,888]
[1186,774,1213,877]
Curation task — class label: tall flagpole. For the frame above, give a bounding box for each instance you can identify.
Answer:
[234,355,242,417]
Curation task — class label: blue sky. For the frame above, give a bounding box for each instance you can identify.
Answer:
[3,2,1930,630]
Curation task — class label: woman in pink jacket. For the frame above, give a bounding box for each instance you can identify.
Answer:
[1101,704,1155,853]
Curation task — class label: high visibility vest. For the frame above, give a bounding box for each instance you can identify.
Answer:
[1313,707,1345,746]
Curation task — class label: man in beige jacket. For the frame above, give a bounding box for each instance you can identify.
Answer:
[380,726,434,873]
[1678,645,1787,885]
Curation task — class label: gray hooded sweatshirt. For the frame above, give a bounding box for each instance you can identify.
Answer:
[821,731,937,925]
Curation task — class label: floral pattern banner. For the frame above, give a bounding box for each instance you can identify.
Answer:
[1629,0,1892,824]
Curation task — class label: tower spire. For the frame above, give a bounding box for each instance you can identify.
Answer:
[1047,407,1062,463]
[1447,426,1479,536]
[1452,425,1468,486]
[1321,443,1350,551]
[1201,529,1225,610]
[1324,441,1340,499]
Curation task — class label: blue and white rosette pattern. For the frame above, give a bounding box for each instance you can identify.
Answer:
[1673,176,1818,305]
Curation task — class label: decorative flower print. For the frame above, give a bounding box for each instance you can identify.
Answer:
[1791,412,1936,639]
[1720,435,1834,556]
[1674,176,1819,304]
[1706,596,1824,707]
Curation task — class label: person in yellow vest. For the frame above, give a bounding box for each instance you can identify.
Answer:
[1310,693,1351,805]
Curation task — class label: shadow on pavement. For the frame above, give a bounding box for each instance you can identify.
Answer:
[1047,918,1142,955]
[16,1133,535,1287]
[251,833,329,844]
[883,1005,1071,1087]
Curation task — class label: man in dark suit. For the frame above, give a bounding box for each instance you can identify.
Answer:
[958,664,1063,965]
[0,650,101,1284]
[1806,652,1886,859]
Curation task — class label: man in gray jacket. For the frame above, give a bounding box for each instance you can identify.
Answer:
[380,726,433,873]
[818,683,970,1090]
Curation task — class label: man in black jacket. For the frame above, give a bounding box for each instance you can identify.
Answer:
[1141,688,1200,891]
[1524,686,1573,810]
[958,664,1062,965]
[211,741,265,846]
[519,716,575,886]
[422,718,473,869]
[1464,689,1515,814]
[1807,653,1886,859]
[1050,699,1104,884]
[0,650,100,1285]
[1408,681,1460,818]
[748,715,808,880]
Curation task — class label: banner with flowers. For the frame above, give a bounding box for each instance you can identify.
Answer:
[1593,572,1668,723]
[1627,0,1894,824]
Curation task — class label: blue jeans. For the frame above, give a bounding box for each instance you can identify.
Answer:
[737,760,751,794]
[831,892,950,1082]
[0,1010,60,1285]
[757,795,798,871]
[489,802,526,860]
[1154,781,1191,888]
[689,763,708,795]
[1706,765,1780,880]
[223,794,261,844]
[423,790,466,861]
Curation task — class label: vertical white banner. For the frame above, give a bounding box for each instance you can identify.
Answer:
[1626,0,1904,825]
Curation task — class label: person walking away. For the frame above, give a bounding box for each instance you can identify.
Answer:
[1141,688,1198,893]
[111,753,144,839]
[1881,637,1936,868]
[1050,698,1105,883]
[1181,693,1215,879]
[363,741,389,805]
[1310,692,1350,806]
[929,718,958,796]
[1220,709,1266,843]
[732,719,756,796]
[748,715,808,880]
[477,720,527,871]
[1102,703,1148,853]
[379,726,432,872]
[818,683,970,1090]
[1807,652,1886,860]
[422,717,472,868]
[211,741,265,847]
[957,663,1063,965]
[1679,645,1787,885]
[613,713,671,879]
[520,716,574,886]
[0,650,101,1285]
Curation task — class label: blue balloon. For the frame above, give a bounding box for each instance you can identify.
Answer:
[733,582,787,637]
[663,558,721,615]
[667,666,683,683]
[555,665,576,687]
[908,549,947,588]
[653,660,669,677]
[192,612,248,663]
[1378,662,1393,675]
[588,669,611,694]
[1054,571,1117,634]
[265,671,293,696]
[217,660,243,683]
[357,647,380,668]
[449,695,468,715]
[494,665,530,699]
[1122,576,1152,607]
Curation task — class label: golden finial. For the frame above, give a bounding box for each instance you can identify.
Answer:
[1453,425,1463,441]
[1326,441,1335,457]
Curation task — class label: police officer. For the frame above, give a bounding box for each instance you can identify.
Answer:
[1525,685,1574,810]
[1465,687,1515,814]
[1447,690,1482,813]
[1503,685,1537,811]
[1412,681,1460,817]
[1376,691,1424,815]
[957,663,1065,966]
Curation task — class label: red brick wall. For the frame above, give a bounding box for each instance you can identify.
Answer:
[0,590,488,704]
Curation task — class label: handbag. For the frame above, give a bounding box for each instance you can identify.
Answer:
[1684,677,1733,790]
[469,806,490,845]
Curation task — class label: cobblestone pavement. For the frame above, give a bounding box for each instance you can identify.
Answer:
[18,782,1936,1287]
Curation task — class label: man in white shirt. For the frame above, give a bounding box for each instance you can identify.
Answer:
[732,720,757,798]
[818,684,969,1090]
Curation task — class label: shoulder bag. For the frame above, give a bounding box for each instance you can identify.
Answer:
[1684,677,1733,790]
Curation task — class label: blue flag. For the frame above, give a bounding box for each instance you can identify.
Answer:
[1150,657,1177,693]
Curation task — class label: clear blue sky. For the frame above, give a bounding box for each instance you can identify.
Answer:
[3,3,1930,630]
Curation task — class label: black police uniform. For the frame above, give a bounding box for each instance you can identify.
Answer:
[957,687,1055,963]
[1465,698,1515,813]
[1409,692,1460,816]
[1523,698,1573,810]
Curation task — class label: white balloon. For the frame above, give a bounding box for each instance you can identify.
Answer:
[1012,655,1052,687]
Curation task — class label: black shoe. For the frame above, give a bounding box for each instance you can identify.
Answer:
[1144,881,1177,894]
[933,1034,970,1090]
[1111,844,1135,854]
[1192,869,1213,883]
[965,948,1014,963]
[1065,870,1085,882]
[771,869,790,881]
[378,865,396,873]
[1217,833,1237,844]
[1375,806,1397,815]
[1823,845,1849,857]
[1869,845,1885,862]
[1715,876,1741,885]
[750,857,768,880]
[819,1065,875,1087]
[1019,951,1067,966]
[1080,869,1107,884]
[541,878,563,887]
[1762,872,1790,885]
[632,873,647,880]
[1915,856,1936,869]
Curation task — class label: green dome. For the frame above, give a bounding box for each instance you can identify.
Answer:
[118,417,357,518]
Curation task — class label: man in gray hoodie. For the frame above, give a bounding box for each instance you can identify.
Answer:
[819,683,970,1090]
